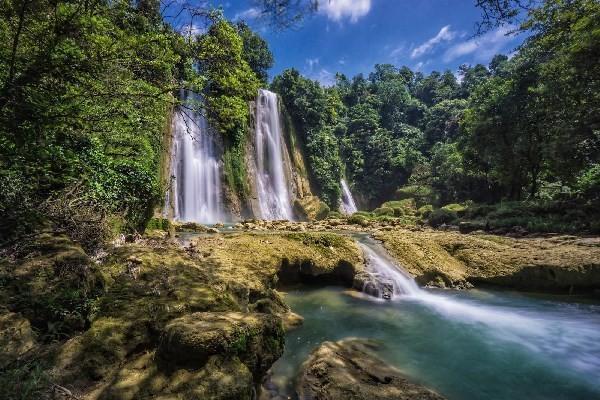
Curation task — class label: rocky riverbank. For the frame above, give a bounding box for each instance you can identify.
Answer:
[0,230,362,399]
[377,229,600,292]
[2,225,599,399]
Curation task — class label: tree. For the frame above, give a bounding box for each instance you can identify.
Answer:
[235,21,274,84]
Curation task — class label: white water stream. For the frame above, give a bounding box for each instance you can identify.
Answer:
[167,90,223,224]
[254,89,294,220]
[359,239,600,379]
[339,179,358,215]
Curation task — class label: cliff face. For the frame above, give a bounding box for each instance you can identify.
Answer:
[244,95,323,221]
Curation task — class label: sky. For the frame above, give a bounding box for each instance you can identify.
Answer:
[190,1,526,84]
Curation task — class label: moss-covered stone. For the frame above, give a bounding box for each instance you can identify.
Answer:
[378,229,600,291]
[159,311,284,380]
[0,232,102,339]
[297,339,446,400]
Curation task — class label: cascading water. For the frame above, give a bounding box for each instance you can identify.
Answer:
[254,89,294,220]
[339,179,358,215]
[167,90,223,224]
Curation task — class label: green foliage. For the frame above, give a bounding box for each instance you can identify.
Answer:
[428,208,458,227]
[235,21,274,84]
[0,0,180,242]
[576,164,600,200]
[373,207,394,217]
[315,202,331,220]
[417,204,434,218]
[196,18,262,198]
[272,69,343,207]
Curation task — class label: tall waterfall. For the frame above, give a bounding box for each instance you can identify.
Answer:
[339,179,358,215]
[167,90,223,224]
[254,89,294,220]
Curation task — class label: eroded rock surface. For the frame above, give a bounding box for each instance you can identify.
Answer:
[297,338,446,400]
[0,231,363,399]
[377,229,600,291]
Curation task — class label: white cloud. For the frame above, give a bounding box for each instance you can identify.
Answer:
[319,0,371,23]
[411,25,457,59]
[444,26,516,62]
[306,58,320,69]
[234,7,261,21]
[314,69,335,86]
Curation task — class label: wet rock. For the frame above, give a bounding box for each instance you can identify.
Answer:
[297,339,446,400]
[353,272,394,299]
[206,227,219,234]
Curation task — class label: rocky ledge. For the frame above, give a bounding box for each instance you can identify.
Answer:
[0,230,363,399]
[297,338,446,400]
[377,229,600,292]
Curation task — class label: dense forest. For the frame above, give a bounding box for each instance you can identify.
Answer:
[273,0,600,231]
[1,0,599,246]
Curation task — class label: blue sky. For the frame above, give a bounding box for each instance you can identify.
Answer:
[194,1,526,84]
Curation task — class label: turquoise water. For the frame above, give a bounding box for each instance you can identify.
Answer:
[270,287,600,400]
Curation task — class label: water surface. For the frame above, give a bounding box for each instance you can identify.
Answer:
[271,287,600,400]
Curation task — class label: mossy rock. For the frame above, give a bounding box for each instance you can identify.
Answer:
[159,311,284,379]
[0,311,37,369]
[428,208,457,227]
[441,203,467,215]
[373,207,394,217]
[382,199,417,216]
[0,233,102,339]
[417,204,434,218]
[348,214,369,226]
[327,211,343,219]
[293,196,328,221]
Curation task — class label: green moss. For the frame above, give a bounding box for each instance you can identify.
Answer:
[417,204,434,218]
[145,217,171,231]
[373,207,394,216]
[315,202,330,220]
[428,208,458,227]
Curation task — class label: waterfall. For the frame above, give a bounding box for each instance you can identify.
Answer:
[339,179,358,215]
[358,237,554,336]
[254,89,294,220]
[167,90,223,224]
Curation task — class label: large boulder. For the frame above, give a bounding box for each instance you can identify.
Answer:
[297,339,446,400]
[159,311,284,380]
[0,311,37,368]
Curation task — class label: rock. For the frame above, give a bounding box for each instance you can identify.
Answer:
[280,311,304,332]
[159,311,284,379]
[377,229,600,292]
[458,221,486,234]
[207,227,219,234]
[214,222,225,228]
[0,311,37,368]
[353,272,394,299]
[297,339,446,400]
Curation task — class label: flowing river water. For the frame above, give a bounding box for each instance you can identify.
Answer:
[268,235,600,400]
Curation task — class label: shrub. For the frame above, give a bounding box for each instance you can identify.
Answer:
[428,208,457,227]
[382,199,417,216]
[327,211,343,219]
[315,202,330,220]
[417,204,434,218]
[441,203,467,215]
[348,214,369,226]
[373,207,394,216]
[395,185,436,206]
